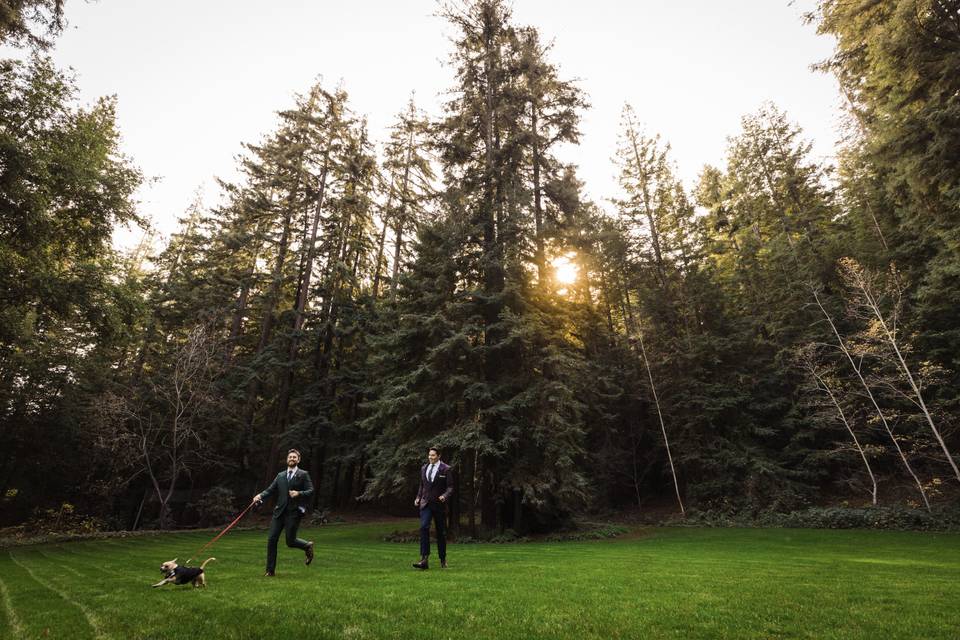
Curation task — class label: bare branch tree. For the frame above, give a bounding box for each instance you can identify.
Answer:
[93,325,221,529]
[796,343,877,505]
[838,258,960,483]
[809,287,930,510]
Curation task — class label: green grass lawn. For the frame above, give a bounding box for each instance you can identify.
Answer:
[0,522,957,639]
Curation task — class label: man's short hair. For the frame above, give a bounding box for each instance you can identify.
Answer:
[429,446,441,455]
[287,449,301,458]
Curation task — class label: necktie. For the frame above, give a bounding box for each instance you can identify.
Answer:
[287,470,293,482]
[428,464,435,482]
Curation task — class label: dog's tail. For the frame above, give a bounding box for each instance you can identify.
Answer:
[200,557,216,570]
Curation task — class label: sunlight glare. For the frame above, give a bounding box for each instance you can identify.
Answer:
[553,254,579,287]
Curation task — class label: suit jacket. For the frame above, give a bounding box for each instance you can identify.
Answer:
[259,468,314,519]
[416,461,453,510]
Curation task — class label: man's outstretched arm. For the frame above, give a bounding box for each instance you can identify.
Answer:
[252,474,279,504]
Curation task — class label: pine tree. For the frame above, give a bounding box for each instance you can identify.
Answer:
[811,0,960,434]
[373,97,436,299]
[363,1,595,532]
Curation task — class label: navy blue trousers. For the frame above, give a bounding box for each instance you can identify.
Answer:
[419,503,446,560]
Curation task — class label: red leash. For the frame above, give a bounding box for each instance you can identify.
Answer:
[184,502,256,565]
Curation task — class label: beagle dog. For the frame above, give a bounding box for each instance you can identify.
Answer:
[152,557,216,588]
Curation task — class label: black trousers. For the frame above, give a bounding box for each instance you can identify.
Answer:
[266,508,309,572]
[419,503,446,560]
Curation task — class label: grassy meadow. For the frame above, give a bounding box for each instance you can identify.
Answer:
[0,522,957,639]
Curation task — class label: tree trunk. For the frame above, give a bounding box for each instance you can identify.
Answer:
[131,210,200,385]
[812,368,878,505]
[390,127,416,298]
[372,176,396,298]
[275,153,331,434]
[309,443,327,510]
[224,211,270,367]
[634,324,684,515]
[131,488,148,531]
[468,450,478,538]
[224,272,252,367]
[851,271,960,483]
[241,195,296,479]
[531,102,547,284]
[812,289,930,510]
[330,460,342,508]
[479,11,505,535]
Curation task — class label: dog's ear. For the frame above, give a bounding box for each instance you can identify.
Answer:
[172,558,177,563]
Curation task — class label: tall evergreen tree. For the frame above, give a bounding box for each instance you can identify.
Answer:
[811,0,960,475]
[363,1,596,532]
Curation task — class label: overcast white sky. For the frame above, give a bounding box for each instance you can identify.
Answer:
[42,0,841,250]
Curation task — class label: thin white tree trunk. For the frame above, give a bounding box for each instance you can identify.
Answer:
[810,367,878,505]
[635,324,684,515]
[848,269,960,483]
[812,289,930,510]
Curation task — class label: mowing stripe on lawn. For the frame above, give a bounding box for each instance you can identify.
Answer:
[40,546,148,597]
[0,550,98,640]
[42,545,137,579]
[37,549,88,579]
[8,551,105,639]
[0,572,24,638]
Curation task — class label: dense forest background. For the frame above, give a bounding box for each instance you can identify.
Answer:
[2,0,959,535]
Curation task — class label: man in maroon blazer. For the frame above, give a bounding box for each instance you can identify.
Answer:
[413,446,453,570]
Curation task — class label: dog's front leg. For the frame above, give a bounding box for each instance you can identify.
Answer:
[151,577,174,588]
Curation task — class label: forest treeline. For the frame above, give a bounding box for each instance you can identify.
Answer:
[2,1,959,534]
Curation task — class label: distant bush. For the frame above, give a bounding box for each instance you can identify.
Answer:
[669,506,960,531]
[187,486,237,527]
[383,530,414,543]
[0,502,109,545]
[489,529,528,543]
[31,503,107,535]
[543,524,629,541]
[779,506,960,531]
[383,522,629,543]
[308,509,346,525]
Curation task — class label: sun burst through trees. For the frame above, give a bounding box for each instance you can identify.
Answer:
[552,254,579,294]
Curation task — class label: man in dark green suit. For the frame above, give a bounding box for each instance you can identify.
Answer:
[252,449,315,576]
